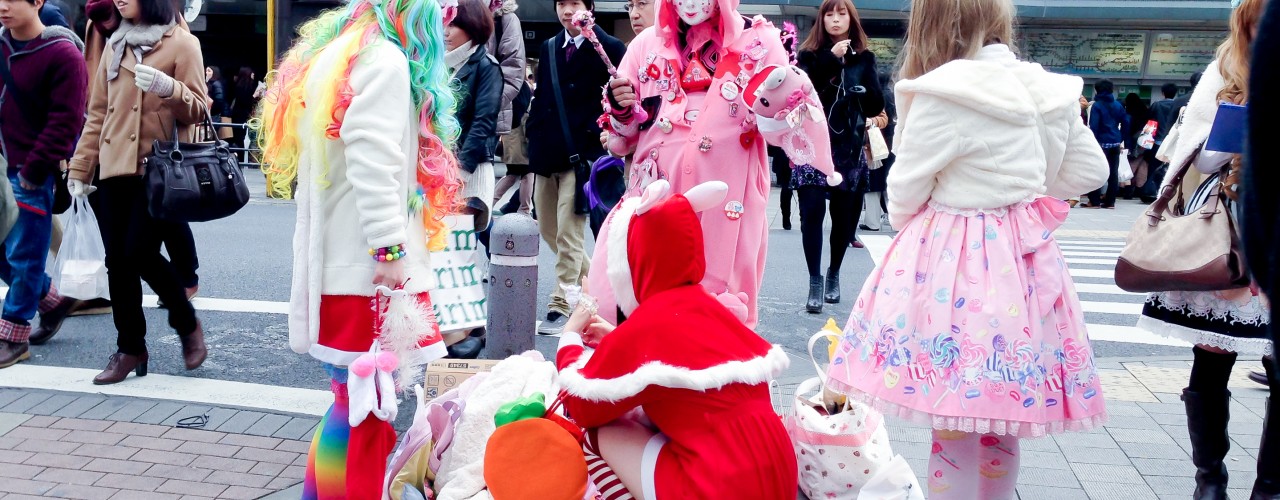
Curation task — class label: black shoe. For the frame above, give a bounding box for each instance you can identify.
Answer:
[1252,355,1276,387]
[70,297,112,316]
[805,276,823,314]
[0,340,30,369]
[30,297,81,345]
[824,270,840,304]
[446,336,484,359]
[1183,388,1231,500]
[782,218,791,231]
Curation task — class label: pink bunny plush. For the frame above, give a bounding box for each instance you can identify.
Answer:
[349,341,400,427]
[745,65,841,186]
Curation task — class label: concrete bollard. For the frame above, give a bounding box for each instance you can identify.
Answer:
[483,213,540,359]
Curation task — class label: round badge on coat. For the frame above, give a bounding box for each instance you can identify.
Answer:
[724,201,744,220]
[720,82,739,101]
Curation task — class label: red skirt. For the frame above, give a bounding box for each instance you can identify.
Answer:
[312,293,446,366]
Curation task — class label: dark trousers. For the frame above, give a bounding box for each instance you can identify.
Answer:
[772,154,793,222]
[96,176,198,355]
[1088,146,1122,207]
[798,186,862,277]
[163,224,199,289]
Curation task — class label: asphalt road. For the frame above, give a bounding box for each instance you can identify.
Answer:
[24,173,1188,395]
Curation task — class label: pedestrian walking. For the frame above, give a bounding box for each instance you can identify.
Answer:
[486,0,531,216]
[1083,79,1130,209]
[205,66,225,122]
[229,66,256,154]
[67,0,208,384]
[1133,0,1276,496]
[257,0,457,494]
[795,0,884,313]
[526,0,624,335]
[0,0,89,368]
[822,0,1111,496]
[442,0,501,359]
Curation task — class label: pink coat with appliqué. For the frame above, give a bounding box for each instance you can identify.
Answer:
[586,0,796,328]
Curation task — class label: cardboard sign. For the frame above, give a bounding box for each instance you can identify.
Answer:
[421,359,499,400]
[430,215,487,333]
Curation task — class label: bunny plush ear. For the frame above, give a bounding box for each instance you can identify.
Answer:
[635,180,672,215]
[683,181,728,213]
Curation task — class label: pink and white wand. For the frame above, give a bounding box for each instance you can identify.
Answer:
[573,10,648,123]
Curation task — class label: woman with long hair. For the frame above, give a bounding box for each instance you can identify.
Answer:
[68,0,210,385]
[205,66,225,121]
[795,0,884,313]
[822,0,1110,496]
[229,66,257,152]
[256,0,458,493]
[1135,0,1276,496]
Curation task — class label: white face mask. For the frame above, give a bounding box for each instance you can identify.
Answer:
[673,0,714,26]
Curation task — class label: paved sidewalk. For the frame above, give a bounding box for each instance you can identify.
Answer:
[0,388,315,499]
[2,354,1270,500]
[778,355,1272,500]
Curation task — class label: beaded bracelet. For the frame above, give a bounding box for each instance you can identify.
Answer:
[369,244,407,262]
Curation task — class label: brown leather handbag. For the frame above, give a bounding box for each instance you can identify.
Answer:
[1114,147,1251,292]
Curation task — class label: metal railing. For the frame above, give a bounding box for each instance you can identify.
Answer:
[211,122,262,169]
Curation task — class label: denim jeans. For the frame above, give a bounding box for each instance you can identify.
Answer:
[0,169,54,326]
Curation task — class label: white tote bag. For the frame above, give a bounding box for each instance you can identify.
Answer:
[52,196,109,300]
[783,331,899,498]
[1118,151,1134,184]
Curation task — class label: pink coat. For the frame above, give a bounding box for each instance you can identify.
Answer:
[586,1,793,328]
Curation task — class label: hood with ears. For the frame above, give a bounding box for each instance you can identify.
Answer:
[893,44,1083,126]
[606,181,727,314]
[655,0,744,51]
[491,0,517,16]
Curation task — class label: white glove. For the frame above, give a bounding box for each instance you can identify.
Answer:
[68,179,96,197]
[133,64,175,98]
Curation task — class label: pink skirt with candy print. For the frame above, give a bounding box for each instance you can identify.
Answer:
[825,196,1107,438]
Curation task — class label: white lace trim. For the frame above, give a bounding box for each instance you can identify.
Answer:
[1147,291,1270,328]
[824,377,1108,439]
[926,197,1038,218]
[1135,315,1274,355]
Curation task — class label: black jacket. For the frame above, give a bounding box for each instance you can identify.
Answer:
[797,47,884,192]
[230,83,256,122]
[207,79,226,117]
[526,27,625,176]
[1149,98,1180,144]
[868,86,897,192]
[1245,0,1279,350]
[453,47,503,173]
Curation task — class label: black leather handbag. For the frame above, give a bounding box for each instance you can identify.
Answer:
[144,113,250,222]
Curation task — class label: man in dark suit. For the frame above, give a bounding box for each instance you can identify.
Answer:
[527,0,625,334]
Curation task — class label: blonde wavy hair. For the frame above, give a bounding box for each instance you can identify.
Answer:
[897,0,1015,80]
[1216,0,1269,105]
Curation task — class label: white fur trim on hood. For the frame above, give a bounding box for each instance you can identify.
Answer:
[1165,59,1225,184]
[606,197,641,316]
[558,344,791,402]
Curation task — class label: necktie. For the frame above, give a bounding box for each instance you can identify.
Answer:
[565,41,576,62]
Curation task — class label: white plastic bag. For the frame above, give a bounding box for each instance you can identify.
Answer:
[52,196,109,300]
[1118,151,1134,184]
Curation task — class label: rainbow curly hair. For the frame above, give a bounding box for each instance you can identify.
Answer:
[255,0,461,250]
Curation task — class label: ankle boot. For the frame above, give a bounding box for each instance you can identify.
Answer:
[805,276,824,314]
[180,321,207,370]
[93,352,148,385]
[824,270,840,304]
[1183,388,1231,500]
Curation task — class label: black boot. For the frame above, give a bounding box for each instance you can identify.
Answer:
[824,270,840,304]
[805,276,823,314]
[1183,388,1231,500]
[1251,358,1279,499]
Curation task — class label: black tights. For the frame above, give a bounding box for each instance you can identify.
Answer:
[773,154,793,219]
[798,186,862,278]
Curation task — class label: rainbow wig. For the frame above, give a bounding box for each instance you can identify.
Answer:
[256,0,461,250]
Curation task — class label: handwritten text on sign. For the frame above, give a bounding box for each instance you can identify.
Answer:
[431,215,486,332]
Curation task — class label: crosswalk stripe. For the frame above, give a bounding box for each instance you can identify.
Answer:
[1063,251,1122,258]
[1066,258,1118,266]
[1070,268,1114,279]
[1081,301,1142,315]
[1075,282,1144,297]
[1057,240,1126,247]
[0,287,289,315]
[1086,323,1190,347]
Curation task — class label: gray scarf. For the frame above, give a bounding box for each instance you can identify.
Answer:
[106,20,175,82]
